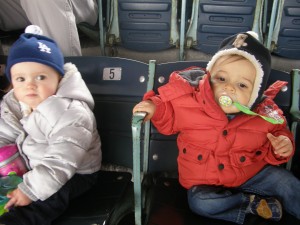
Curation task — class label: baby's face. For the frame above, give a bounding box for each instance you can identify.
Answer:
[11,62,61,110]
[210,56,256,114]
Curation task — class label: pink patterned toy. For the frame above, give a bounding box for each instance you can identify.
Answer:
[0,144,28,177]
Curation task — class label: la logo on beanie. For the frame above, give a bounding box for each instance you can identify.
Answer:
[38,42,51,54]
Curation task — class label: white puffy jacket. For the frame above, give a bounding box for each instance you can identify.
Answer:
[0,63,101,201]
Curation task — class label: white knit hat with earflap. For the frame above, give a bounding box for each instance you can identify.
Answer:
[207,31,271,109]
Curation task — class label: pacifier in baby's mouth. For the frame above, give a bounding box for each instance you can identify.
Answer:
[219,95,233,107]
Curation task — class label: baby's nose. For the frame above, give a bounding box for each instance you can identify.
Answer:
[26,80,37,88]
[224,83,235,92]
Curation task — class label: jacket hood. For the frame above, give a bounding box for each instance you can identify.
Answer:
[57,63,94,109]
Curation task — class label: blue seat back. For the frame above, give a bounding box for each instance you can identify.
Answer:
[117,0,176,51]
[190,0,258,54]
[273,0,300,59]
[65,56,148,168]
[106,0,179,52]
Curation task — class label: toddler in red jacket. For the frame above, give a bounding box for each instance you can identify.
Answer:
[133,31,300,224]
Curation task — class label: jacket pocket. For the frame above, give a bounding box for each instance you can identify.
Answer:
[178,141,210,165]
[230,149,267,167]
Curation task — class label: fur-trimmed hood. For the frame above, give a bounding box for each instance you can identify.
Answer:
[206,32,271,109]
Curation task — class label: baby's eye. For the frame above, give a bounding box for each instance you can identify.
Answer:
[15,77,25,82]
[211,74,226,84]
[218,77,225,82]
[36,75,47,81]
[239,83,248,88]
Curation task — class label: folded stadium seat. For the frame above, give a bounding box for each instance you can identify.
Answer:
[185,0,264,55]
[132,62,300,225]
[288,69,300,178]
[105,0,180,55]
[76,0,106,55]
[268,0,300,59]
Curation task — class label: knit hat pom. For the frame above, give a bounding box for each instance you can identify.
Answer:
[5,25,64,81]
[24,25,43,35]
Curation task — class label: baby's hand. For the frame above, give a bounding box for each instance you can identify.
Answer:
[133,100,156,121]
[5,188,32,209]
[267,133,293,158]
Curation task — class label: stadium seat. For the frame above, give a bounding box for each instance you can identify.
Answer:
[267,0,300,59]
[105,0,180,54]
[185,0,264,55]
[132,62,299,225]
[0,55,154,225]
[52,56,151,225]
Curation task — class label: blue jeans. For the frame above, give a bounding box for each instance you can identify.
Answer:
[187,165,300,224]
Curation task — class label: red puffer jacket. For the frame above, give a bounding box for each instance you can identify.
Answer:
[144,67,294,189]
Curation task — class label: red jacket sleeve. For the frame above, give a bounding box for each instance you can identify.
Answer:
[142,73,194,135]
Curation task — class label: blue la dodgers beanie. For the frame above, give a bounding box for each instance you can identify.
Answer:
[6,26,64,81]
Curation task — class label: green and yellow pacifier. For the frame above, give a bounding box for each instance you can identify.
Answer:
[219,96,233,107]
[218,96,284,124]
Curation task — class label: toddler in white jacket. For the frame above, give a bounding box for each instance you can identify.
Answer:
[0,26,101,225]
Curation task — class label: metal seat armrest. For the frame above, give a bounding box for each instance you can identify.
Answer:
[132,111,147,225]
